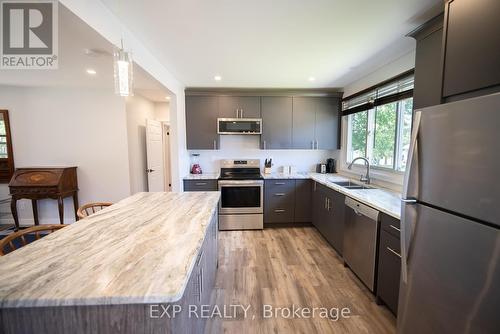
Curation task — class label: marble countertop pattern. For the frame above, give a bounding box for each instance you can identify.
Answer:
[262,172,310,179]
[309,173,401,219]
[0,192,220,308]
[183,173,220,180]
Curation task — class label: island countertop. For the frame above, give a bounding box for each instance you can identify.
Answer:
[0,191,220,308]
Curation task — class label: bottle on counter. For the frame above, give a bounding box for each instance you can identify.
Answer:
[190,153,202,174]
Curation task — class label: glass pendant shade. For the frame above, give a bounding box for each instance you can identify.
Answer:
[113,48,134,97]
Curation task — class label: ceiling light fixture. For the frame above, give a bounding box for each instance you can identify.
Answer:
[214,75,222,81]
[113,39,134,97]
[308,76,316,82]
[165,96,170,100]
[86,69,97,75]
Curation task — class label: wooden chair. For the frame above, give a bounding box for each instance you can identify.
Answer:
[77,202,112,219]
[0,224,68,256]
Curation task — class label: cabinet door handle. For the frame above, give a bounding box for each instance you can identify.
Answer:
[311,141,314,149]
[274,182,285,185]
[262,140,266,150]
[241,109,244,118]
[274,209,285,213]
[235,109,239,118]
[316,140,319,149]
[387,247,401,258]
[195,182,207,186]
[213,140,217,150]
[274,193,285,196]
[324,197,328,209]
[327,198,331,211]
[389,224,401,232]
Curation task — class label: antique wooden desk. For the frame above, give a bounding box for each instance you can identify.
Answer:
[8,167,79,230]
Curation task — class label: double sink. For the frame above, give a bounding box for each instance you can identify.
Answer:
[329,180,375,190]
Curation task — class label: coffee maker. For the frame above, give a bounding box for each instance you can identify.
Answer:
[326,158,336,173]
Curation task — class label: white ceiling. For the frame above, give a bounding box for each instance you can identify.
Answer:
[101,0,443,88]
[0,5,171,102]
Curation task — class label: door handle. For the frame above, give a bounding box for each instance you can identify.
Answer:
[386,247,401,258]
[146,169,154,173]
[389,224,401,232]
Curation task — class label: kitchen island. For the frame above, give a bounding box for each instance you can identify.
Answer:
[0,192,220,334]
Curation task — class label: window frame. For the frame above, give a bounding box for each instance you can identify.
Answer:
[0,110,15,183]
[340,71,415,187]
[345,99,411,174]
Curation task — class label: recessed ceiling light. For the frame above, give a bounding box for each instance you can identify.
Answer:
[165,96,170,100]
[214,75,222,81]
[86,69,97,75]
[308,76,316,82]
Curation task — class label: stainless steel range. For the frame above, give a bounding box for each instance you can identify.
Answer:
[218,159,263,230]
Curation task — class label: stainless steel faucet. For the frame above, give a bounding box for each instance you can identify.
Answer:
[348,157,371,184]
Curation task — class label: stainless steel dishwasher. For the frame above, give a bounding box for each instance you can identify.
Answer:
[343,197,380,292]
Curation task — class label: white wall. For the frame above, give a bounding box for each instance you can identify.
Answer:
[154,102,169,122]
[187,136,339,175]
[126,95,156,194]
[60,0,186,192]
[0,85,130,225]
[343,50,415,97]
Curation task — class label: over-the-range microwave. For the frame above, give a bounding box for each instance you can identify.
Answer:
[217,118,262,135]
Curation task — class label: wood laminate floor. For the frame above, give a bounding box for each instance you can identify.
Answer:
[206,227,396,334]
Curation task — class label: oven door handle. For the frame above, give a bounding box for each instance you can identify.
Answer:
[218,180,264,186]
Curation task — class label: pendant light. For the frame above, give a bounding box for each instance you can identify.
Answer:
[113,39,133,97]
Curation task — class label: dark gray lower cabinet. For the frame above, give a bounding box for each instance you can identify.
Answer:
[265,180,295,223]
[376,213,401,316]
[264,179,312,224]
[294,180,312,222]
[312,182,345,255]
[183,179,218,192]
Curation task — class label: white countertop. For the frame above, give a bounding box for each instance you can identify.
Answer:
[183,173,220,180]
[262,172,310,179]
[309,173,401,219]
[0,192,220,308]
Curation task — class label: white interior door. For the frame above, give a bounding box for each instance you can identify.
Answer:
[146,119,165,192]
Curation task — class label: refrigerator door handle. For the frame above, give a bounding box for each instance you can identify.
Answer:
[402,111,421,199]
[401,111,421,284]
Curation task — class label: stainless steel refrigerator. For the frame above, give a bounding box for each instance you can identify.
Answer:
[398,93,500,334]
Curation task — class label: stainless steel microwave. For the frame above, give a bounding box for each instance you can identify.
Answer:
[217,118,262,135]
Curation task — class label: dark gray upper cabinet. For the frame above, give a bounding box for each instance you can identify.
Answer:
[315,97,340,150]
[218,96,261,118]
[185,96,219,150]
[261,97,293,149]
[409,14,444,110]
[292,97,316,149]
[442,0,500,99]
[292,97,340,150]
